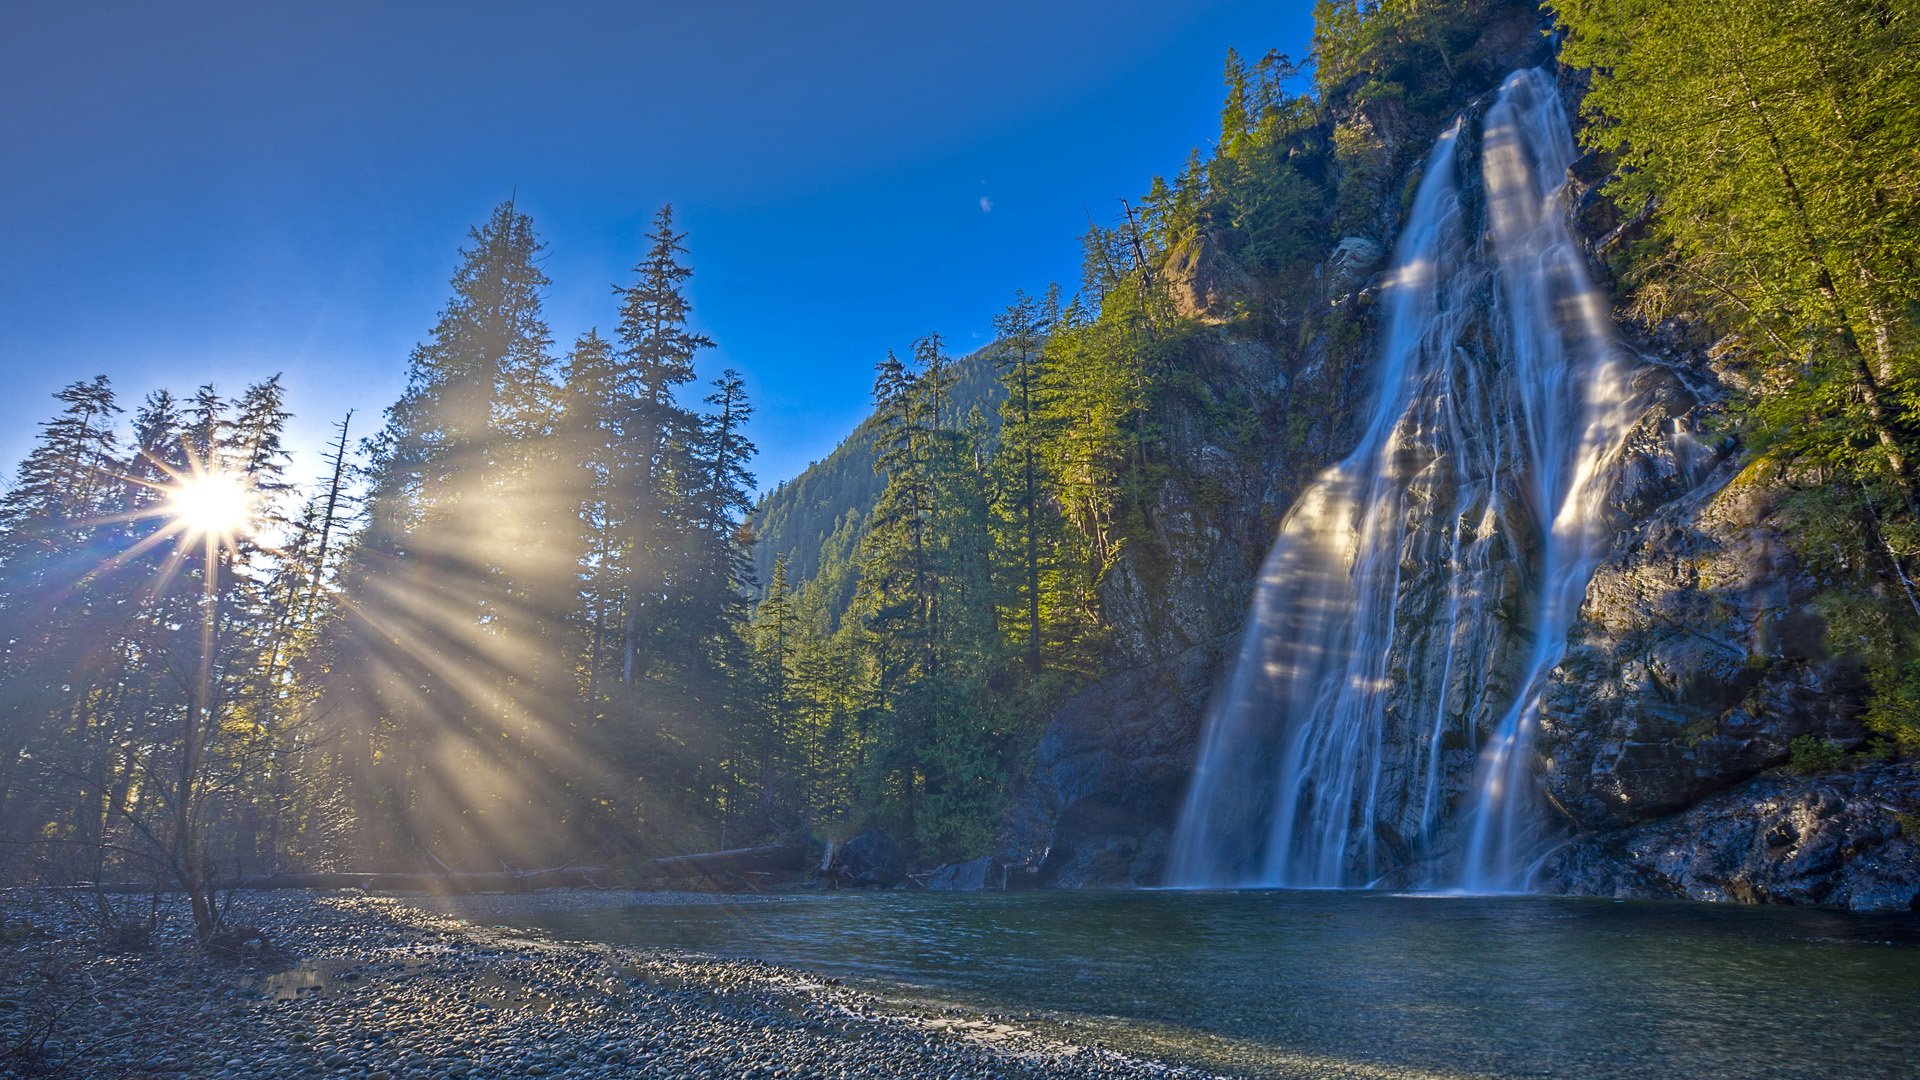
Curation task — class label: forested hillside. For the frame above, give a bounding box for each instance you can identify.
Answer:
[748,346,1001,592]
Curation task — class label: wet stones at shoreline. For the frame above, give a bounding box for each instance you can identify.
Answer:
[1538,762,1920,911]
[0,889,1214,1078]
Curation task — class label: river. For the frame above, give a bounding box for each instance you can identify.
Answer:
[469,888,1920,1078]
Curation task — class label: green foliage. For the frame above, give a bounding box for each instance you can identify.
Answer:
[750,347,1003,592]
[0,368,306,925]
[737,0,1570,860]
[988,289,1062,674]
[1895,808,1920,841]
[1557,0,1920,756]
[2,0,1603,883]
[1788,735,1851,775]
[1313,0,1538,114]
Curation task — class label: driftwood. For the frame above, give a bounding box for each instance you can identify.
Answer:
[50,866,607,895]
[649,844,806,882]
[44,843,810,896]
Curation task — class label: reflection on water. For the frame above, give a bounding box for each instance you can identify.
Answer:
[478,889,1920,1078]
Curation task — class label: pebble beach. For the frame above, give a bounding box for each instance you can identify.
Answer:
[0,889,1209,1079]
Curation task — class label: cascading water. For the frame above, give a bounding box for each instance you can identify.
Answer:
[1167,68,1643,891]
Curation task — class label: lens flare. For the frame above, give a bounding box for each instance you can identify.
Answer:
[168,470,254,544]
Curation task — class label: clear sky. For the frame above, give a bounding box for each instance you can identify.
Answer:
[1,1,1317,494]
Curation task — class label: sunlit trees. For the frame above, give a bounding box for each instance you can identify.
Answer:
[557,327,627,731]
[989,289,1060,675]
[546,205,771,851]
[331,198,578,872]
[611,203,712,690]
[684,368,760,837]
[0,377,125,882]
[152,378,295,939]
[846,336,1008,858]
[1554,0,1920,747]
[0,197,778,893]
[0,372,308,939]
[1556,0,1919,480]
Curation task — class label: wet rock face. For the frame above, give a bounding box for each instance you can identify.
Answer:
[1324,235,1385,300]
[1001,642,1225,888]
[1540,462,1870,833]
[1099,333,1295,671]
[1537,763,1920,912]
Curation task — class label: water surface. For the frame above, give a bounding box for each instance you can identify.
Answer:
[482,889,1920,1078]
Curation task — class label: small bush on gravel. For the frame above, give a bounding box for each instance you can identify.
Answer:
[60,890,160,953]
[0,936,72,1074]
[203,923,283,962]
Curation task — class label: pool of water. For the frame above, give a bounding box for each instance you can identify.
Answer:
[478,889,1920,1078]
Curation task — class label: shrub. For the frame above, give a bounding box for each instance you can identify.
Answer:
[1894,809,1920,842]
[1788,734,1849,774]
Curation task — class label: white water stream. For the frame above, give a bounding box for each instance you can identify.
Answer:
[1168,69,1642,890]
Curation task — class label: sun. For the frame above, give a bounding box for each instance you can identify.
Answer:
[167,470,255,544]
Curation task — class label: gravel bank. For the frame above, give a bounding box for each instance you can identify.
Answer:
[0,889,1214,1078]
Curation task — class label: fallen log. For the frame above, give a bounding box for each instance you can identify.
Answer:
[41,866,608,895]
[29,847,810,895]
[650,844,806,882]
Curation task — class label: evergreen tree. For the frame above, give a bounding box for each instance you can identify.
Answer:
[558,329,625,707]
[331,199,572,871]
[612,203,713,690]
[849,338,1006,857]
[0,378,124,876]
[990,289,1061,674]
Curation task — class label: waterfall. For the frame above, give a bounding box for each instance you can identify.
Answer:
[1167,68,1641,891]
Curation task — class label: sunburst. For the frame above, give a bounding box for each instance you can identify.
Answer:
[167,467,256,548]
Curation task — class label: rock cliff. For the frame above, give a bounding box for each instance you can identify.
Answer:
[1001,53,1918,908]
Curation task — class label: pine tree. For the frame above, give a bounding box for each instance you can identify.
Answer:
[1220,47,1254,157]
[750,555,797,807]
[612,204,713,690]
[848,338,1008,856]
[558,330,625,707]
[0,378,124,875]
[332,199,570,870]
[990,289,1061,674]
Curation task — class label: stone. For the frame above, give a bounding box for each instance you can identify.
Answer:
[1163,231,1260,324]
[925,856,1002,892]
[1324,235,1385,299]
[1539,763,1920,911]
[1539,459,1870,832]
[833,830,906,888]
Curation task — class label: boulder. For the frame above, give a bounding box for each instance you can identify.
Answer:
[1164,231,1260,324]
[832,830,906,888]
[1324,235,1384,300]
[1540,461,1870,832]
[1538,762,1920,912]
[926,856,1003,892]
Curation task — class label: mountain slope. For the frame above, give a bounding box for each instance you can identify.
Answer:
[750,344,1004,591]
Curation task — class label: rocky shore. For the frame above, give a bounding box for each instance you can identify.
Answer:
[0,889,1208,1079]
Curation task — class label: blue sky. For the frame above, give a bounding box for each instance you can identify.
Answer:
[1,1,1317,493]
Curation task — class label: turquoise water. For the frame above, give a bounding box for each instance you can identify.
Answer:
[489,889,1920,1078]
